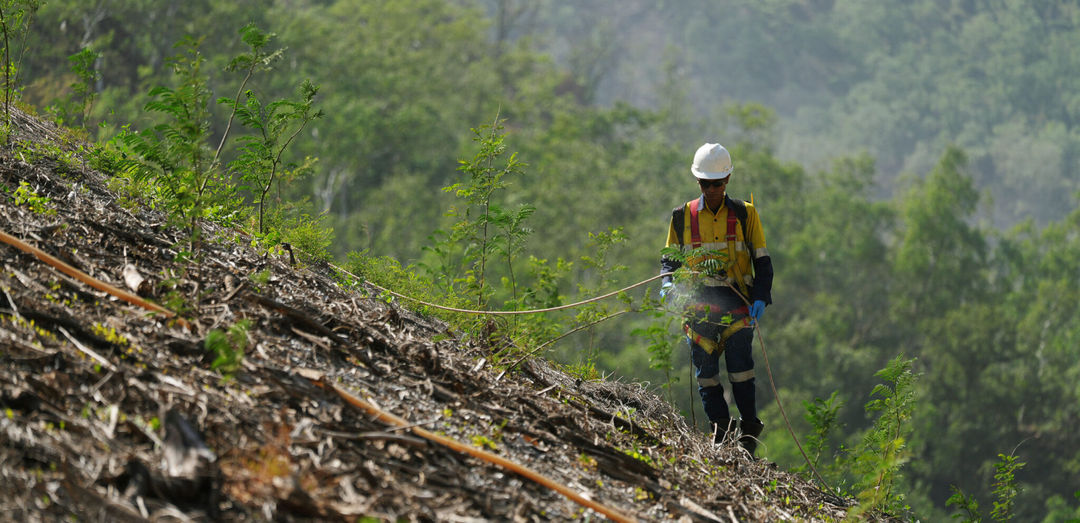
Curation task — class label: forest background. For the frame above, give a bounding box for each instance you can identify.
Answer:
[11,0,1080,519]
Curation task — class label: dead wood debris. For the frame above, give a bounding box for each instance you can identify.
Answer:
[0,108,860,521]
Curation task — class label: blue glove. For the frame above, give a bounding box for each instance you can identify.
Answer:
[749,300,766,324]
[660,282,673,299]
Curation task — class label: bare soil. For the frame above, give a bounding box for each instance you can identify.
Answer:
[1,108,856,521]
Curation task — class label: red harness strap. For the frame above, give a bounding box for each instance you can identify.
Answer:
[688,199,701,248]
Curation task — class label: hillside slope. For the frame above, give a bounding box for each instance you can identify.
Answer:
[0,110,856,521]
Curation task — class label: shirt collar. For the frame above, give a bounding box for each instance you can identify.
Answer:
[698,195,726,214]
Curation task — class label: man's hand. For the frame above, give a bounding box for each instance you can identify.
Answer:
[749,300,766,324]
[660,282,674,300]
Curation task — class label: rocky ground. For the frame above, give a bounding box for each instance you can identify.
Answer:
[0,108,858,521]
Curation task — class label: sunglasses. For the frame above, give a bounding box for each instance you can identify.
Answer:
[697,179,728,188]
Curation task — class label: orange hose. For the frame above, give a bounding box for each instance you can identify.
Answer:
[0,229,190,330]
[322,380,636,522]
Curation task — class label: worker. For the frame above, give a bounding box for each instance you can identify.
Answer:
[660,143,774,456]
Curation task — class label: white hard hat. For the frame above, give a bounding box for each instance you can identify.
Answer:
[691,143,733,180]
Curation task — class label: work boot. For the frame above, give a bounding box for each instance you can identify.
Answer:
[739,418,765,456]
[711,418,733,445]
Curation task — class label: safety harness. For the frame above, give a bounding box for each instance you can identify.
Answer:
[682,305,752,355]
[672,196,753,293]
[673,196,755,354]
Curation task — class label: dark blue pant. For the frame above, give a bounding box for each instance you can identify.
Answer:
[687,304,757,424]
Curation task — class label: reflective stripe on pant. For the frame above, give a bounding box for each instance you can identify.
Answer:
[688,318,757,424]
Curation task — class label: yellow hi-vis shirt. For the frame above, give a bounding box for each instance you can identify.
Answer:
[665,196,769,289]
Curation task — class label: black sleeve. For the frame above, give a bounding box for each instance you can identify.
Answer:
[661,207,684,285]
[661,256,682,285]
[751,255,773,304]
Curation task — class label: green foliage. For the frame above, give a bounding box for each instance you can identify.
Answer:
[946,452,1027,523]
[158,270,194,318]
[849,355,919,518]
[215,22,285,167]
[570,227,628,361]
[438,116,527,310]
[618,442,655,467]
[248,268,271,290]
[111,25,322,259]
[12,180,53,215]
[502,255,571,351]
[120,36,235,246]
[893,147,986,316]
[492,202,535,310]
[800,391,843,476]
[1042,490,1080,523]
[630,310,679,398]
[517,256,572,311]
[226,80,322,234]
[13,3,1080,518]
[92,137,161,211]
[947,485,982,522]
[205,319,251,376]
[989,453,1024,522]
[218,24,321,235]
[343,249,471,327]
[660,244,732,280]
[46,47,99,128]
[262,204,335,265]
[563,359,601,382]
[0,0,39,137]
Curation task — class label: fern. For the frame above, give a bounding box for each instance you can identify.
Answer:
[122,36,236,247]
[848,354,919,518]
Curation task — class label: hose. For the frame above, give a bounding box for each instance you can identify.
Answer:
[0,229,190,330]
[331,262,672,316]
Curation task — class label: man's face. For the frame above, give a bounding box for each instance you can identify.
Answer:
[698,177,728,204]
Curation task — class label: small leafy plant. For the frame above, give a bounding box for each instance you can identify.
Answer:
[114,24,322,259]
[946,451,1027,522]
[801,391,843,475]
[0,0,40,139]
[631,311,680,399]
[205,319,251,377]
[121,35,232,248]
[989,453,1024,521]
[848,355,919,518]
[13,180,54,215]
[434,114,526,310]
[571,228,628,361]
[47,47,100,128]
[224,77,322,234]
